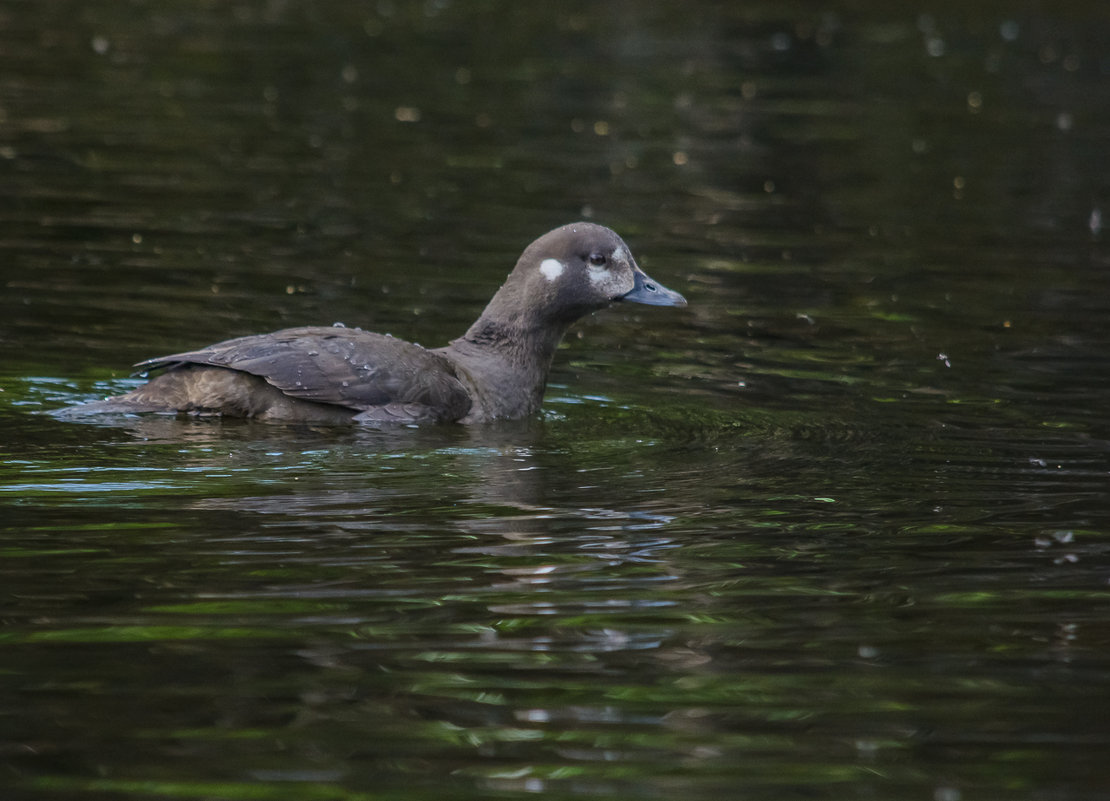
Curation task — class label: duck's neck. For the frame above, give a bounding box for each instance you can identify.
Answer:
[438,313,571,423]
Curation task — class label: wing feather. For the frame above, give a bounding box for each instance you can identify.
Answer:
[135,326,471,422]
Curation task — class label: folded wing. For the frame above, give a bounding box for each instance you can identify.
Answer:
[135,326,472,422]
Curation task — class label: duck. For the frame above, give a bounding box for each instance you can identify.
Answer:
[66,222,687,425]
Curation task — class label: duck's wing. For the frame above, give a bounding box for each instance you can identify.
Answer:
[136,326,472,422]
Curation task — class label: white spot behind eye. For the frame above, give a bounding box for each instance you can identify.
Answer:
[539,258,564,281]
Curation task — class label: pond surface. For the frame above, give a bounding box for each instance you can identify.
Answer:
[3,2,1110,800]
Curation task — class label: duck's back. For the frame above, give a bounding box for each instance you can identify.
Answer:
[85,326,473,424]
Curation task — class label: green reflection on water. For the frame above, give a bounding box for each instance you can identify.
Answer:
[145,600,350,615]
[28,777,375,801]
[0,547,106,557]
[7,625,287,644]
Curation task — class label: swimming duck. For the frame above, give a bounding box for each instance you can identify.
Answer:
[69,222,686,424]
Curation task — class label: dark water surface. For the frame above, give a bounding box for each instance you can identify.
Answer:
[4,2,1110,800]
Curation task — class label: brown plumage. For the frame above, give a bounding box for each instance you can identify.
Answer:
[66,223,687,425]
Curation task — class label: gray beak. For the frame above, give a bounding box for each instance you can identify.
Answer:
[619,269,687,307]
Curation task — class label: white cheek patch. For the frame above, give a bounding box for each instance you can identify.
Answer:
[587,264,632,296]
[610,246,629,267]
[539,258,565,282]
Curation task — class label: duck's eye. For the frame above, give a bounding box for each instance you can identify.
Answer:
[588,252,607,267]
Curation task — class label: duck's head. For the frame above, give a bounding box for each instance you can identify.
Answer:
[505,222,687,324]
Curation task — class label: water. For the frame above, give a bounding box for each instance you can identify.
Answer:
[3,2,1110,800]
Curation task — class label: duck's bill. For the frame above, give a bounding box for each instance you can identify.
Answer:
[619,269,687,307]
